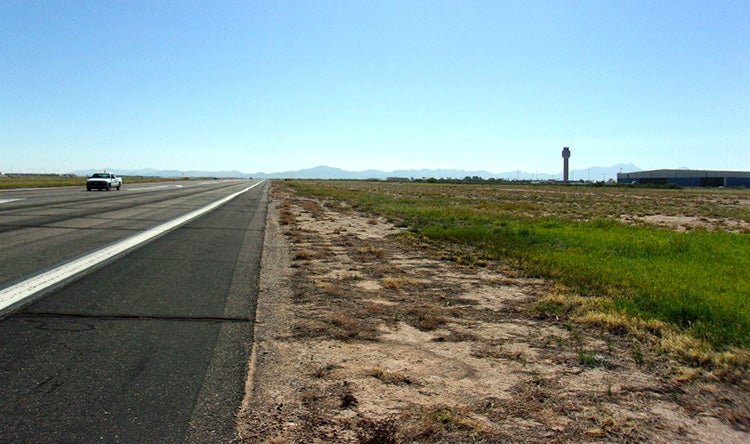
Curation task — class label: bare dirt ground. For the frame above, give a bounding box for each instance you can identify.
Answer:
[236,183,749,443]
[621,214,750,233]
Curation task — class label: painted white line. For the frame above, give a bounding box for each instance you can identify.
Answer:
[0,198,22,205]
[0,181,264,315]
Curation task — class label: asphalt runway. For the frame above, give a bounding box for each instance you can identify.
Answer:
[0,180,267,442]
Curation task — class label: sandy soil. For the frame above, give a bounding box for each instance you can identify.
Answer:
[235,183,748,443]
[621,214,750,233]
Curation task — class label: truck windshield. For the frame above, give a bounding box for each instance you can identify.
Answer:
[91,173,110,178]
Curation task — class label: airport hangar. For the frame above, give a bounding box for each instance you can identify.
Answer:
[617,169,750,187]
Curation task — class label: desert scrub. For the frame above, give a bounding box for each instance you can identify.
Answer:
[286,180,750,353]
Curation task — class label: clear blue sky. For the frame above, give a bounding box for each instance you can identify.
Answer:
[2,0,748,175]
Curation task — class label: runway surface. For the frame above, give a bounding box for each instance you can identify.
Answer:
[0,180,267,442]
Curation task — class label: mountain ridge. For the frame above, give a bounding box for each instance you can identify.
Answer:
[72,163,641,181]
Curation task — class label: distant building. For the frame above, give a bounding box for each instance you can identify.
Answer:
[617,169,750,187]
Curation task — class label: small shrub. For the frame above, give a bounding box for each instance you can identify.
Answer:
[312,363,342,379]
[408,305,446,331]
[328,314,361,340]
[293,246,331,260]
[429,406,482,432]
[357,417,400,444]
[382,276,418,290]
[356,244,386,259]
[632,345,645,365]
[369,367,413,385]
[278,208,296,225]
[340,384,358,409]
[578,350,598,367]
[301,199,326,218]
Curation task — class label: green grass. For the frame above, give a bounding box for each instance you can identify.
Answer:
[437,220,749,348]
[287,180,750,351]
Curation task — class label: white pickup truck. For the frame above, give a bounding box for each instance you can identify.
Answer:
[86,172,122,191]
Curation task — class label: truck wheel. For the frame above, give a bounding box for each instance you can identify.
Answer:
[106,183,111,191]
[86,187,91,191]
[116,185,121,190]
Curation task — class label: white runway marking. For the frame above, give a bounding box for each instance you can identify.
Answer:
[0,199,22,205]
[0,181,263,315]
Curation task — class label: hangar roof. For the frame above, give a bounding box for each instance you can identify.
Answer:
[617,169,750,179]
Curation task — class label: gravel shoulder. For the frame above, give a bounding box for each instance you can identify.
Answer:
[236,183,748,443]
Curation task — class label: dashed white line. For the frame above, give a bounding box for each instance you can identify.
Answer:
[0,199,22,205]
[0,181,264,315]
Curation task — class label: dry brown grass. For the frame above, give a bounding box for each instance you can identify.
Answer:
[407,305,446,331]
[277,200,296,226]
[312,363,343,379]
[293,248,324,260]
[355,244,387,260]
[301,199,326,218]
[382,276,418,290]
[368,367,414,386]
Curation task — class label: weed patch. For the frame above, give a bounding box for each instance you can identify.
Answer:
[407,305,446,331]
[382,276,418,290]
[368,367,414,385]
[357,417,400,444]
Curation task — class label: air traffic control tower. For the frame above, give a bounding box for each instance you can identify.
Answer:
[562,147,571,183]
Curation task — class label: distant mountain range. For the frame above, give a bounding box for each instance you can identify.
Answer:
[72,168,251,178]
[72,163,640,181]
